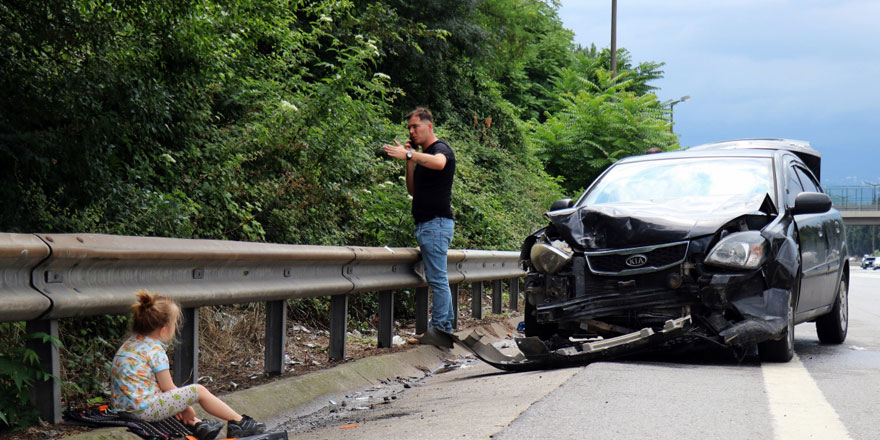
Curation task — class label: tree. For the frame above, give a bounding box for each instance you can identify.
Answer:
[531,68,677,194]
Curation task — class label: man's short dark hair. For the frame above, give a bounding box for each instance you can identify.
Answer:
[406,107,433,123]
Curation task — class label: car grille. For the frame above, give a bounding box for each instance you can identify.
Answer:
[585,241,689,276]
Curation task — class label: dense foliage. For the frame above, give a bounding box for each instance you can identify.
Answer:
[0,0,677,429]
[846,225,880,257]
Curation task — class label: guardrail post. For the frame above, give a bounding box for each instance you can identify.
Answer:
[329,294,348,361]
[26,319,61,424]
[415,286,429,334]
[472,282,482,320]
[378,291,393,348]
[264,300,286,375]
[450,283,459,330]
[492,279,503,314]
[173,307,198,386]
[509,278,519,311]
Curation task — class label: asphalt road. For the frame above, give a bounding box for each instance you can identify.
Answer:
[286,269,880,440]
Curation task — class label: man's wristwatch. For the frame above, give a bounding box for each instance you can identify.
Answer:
[406,150,413,161]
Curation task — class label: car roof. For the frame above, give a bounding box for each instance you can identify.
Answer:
[621,138,821,180]
[688,138,821,180]
[688,138,818,157]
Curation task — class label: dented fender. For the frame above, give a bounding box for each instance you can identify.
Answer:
[719,288,791,347]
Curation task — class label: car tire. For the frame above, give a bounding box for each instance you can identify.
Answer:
[759,298,794,362]
[816,277,848,344]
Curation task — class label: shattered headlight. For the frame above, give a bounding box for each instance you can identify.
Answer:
[705,231,768,269]
[530,241,573,274]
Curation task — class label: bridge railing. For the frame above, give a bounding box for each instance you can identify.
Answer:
[1,232,525,424]
[825,185,880,211]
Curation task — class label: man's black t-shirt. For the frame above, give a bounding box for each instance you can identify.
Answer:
[412,140,455,223]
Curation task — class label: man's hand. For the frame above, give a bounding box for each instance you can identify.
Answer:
[382,139,410,160]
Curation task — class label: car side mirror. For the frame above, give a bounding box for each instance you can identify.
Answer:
[550,198,574,211]
[792,192,832,215]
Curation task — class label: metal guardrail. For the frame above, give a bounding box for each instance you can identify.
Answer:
[0,232,524,424]
[0,233,51,321]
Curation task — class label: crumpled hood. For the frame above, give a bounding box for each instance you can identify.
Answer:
[547,193,776,251]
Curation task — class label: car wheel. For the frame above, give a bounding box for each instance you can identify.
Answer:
[759,298,794,362]
[816,277,848,344]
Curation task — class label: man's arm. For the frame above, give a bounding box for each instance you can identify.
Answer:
[405,158,415,195]
[410,150,447,171]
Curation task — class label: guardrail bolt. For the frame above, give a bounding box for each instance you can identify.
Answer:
[283,268,291,277]
[193,268,204,280]
[44,271,63,283]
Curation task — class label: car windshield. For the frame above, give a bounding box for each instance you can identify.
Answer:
[578,157,774,206]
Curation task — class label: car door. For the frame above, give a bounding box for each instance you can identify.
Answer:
[788,163,832,313]
[795,166,842,308]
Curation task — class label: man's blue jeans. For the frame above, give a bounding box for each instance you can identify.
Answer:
[415,217,455,333]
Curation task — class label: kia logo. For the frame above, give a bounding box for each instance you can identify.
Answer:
[625,254,648,267]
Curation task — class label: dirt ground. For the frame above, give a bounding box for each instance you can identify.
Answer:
[3,293,522,440]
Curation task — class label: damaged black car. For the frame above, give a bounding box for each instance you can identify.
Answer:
[424,139,848,370]
[517,138,849,366]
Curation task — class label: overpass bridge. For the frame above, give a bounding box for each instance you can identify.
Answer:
[825,185,880,226]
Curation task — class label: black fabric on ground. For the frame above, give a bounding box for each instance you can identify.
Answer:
[63,408,193,440]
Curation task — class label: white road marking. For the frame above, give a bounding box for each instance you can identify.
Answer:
[762,353,851,439]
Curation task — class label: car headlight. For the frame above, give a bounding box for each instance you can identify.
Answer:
[530,242,573,274]
[705,231,768,269]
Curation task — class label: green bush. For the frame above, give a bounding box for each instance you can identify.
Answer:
[0,324,61,431]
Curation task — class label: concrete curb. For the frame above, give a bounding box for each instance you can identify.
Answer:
[65,316,520,439]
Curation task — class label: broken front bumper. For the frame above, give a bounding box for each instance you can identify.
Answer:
[421,316,693,372]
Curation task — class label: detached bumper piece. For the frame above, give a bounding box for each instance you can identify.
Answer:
[422,316,692,372]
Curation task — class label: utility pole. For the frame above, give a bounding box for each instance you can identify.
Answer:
[610,0,617,79]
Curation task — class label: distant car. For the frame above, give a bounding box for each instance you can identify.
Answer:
[520,138,848,364]
[862,256,876,269]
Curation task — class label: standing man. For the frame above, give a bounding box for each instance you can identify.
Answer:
[382,108,456,340]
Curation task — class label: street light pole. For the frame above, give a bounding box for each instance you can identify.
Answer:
[669,95,690,134]
[610,0,617,79]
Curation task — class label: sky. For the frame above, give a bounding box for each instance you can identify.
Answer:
[557,0,880,185]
